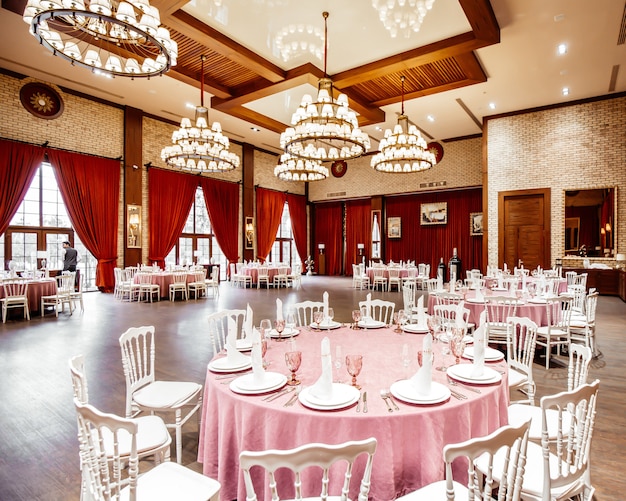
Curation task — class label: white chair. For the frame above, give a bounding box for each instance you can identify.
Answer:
[536,296,572,369]
[292,300,324,327]
[433,292,462,306]
[352,264,370,290]
[207,309,246,354]
[397,420,531,500]
[358,298,395,324]
[566,284,587,317]
[187,270,207,300]
[1,279,30,323]
[572,272,588,289]
[506,316,538,405]
[371,266,388,291]
[69,273,84,312]
[134,273,160,302]
[387,267,402,292]
[234,263,252,288]
[204,267,220,298]
[114,268,132,301]
[240,437,377,501]
[169,271,189,301]
[41,272,75,316]
[273,265,290,288]
[402,266,417,288]
[484,295,519,346]
[119,326,203,464]
[257,265,271,288]
[424,278,439,292]
[402,283,417,323]
[74,400,220,501]
[565,270,577,287]
[570,291,598,356]
[490,381,600,501]
[433,303,470,331]
[287,262,302,289]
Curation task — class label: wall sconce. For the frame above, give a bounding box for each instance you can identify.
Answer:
[318,243,325,254]
[357,243,365,253]
[245,217,254,250]
[127,205,141,248]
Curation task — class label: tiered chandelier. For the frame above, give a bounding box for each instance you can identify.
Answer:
[371,76,436,173]
[274,153,329,182]
[273,23,324,64]
[279,12,370,163]
[23,0,177,78]
[161,55,240,173]
[371,0,436,39]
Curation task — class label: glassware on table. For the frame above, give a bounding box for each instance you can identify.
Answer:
[334,345,343,383]
[360,306,369,331]
[417,348,434,367]
[313,311,324,331]
[351,309,362,329]
[285,310,297,334]
[450,336,467,365]
[259,318,272,343]
[274,319,286,342]
[436,327,452,371]
[285,350,302,386]
[345,354,363,389]
[326,307,334,325]
[260,338,268,369]
[393,309,405,333]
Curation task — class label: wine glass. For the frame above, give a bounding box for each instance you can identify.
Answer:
[334,345,343,383]
[326,307,334,325]
[285,351,302,386]
[260,337,269,369]
[274,319,286,342]
[450,335,467,365]
[345,354,363,389]
[259,318,272,343]
[393,309,405,333]
[360,305,369,331]
[417,349,434,368]
[351,309,362,329]
[313,311,323,331]
[285,310,297,335]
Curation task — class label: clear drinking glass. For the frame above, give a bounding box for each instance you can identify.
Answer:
[326,307,334,325]
[351,309,362,329]
[259,318,272,343]
[285,310,297,335]
[313,311,324,331]
[274,319,286,342]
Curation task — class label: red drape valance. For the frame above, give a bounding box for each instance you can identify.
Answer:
[256,187,287,262]
[285,193,307,262]
[0,140,45,236]
[47,149,120,292]
[345,199,371,275]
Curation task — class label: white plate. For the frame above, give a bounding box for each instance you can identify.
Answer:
[466,297,485,304]
[310,320,342,330]
[304,383,359,407]
[447,364,502,384]
[358,319,386,329]
[463,335,474,345]
[299,384,360,410]
[462,346,504,362]
[230,372,287,394]
[390,380,451,405]
[491,286,508,292]
[402,324,429,333]
[208,357,252,373]
[269,327,299,338]
[236,339,253,351]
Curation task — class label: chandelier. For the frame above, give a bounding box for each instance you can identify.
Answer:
[23,0,177,78]
[273,23,324,64]
[371,76,436,173]
[161,55,240,173]
[279,12,370,162]
[372,0,436,39]
[274,152,328,182]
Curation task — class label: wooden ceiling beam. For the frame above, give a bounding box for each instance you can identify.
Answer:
[216,105,288,134]
[166,68,232,100]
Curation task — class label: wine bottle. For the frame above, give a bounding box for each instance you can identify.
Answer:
[449,247,462,283]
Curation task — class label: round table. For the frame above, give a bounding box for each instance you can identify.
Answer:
[198,326,509,501]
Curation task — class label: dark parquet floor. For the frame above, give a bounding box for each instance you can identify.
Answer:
[0,275,624,500]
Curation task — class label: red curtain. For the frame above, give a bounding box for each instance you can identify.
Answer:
[148,169,197,269]
[199,177,240,274]
[256,187,287,262]
[47,149,120,292]
[313,202,343,275]
[345,199,371,275]
[0,140,44,236]
[286,193,308,263]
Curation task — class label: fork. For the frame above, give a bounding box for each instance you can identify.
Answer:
[381,389,399,411]
[379,389,393,412]
[448,388,468,400]
[447,377,481,393]
[283,386,302,407]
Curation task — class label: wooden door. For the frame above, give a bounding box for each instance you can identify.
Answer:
[499,188,551,270]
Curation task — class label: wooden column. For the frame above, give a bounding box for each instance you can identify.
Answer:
[242,143,255,262]
[123,106,143,267]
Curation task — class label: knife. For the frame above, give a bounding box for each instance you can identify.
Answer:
[356,393,361,412]
[362,391,368,413]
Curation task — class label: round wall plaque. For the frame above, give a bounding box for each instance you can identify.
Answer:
[331,160,348,177]
[20,82,64,120]
[427,141,444,163]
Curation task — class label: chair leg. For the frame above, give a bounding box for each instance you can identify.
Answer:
[175,409,182,464]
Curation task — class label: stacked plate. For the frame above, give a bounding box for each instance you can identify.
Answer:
[447,364,502,384]
[310,320,342,330]
[357,319,386,329]
[402,324,429,334]
[229,372,287,395]
[390,379,451,405]
[462,346,504,362]
[298,383,360,410]
[236,339,253,351]
[528,297,547,304]
[269,327,299,338]
[208,356,252,373]
[466,297,485,304]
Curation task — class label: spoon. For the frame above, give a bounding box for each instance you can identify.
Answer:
[381,389,400,411]
[379,389,393,412]
[284,386,302,407]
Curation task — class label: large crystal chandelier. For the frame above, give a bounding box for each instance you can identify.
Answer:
[279,12,370,162]
[274,152,328,182]
[23,0,177,78]
[372,0,436,39]
[371,76,436,173]
[273,23,324,64]
[161,55,240,173]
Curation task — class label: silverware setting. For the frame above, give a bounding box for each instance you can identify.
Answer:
[362,391,368,413]
[448,388,468,400]
[380,389,393,412]
[356,392,361,412]
[447,376,481,393]
[382,389,399,411]
[283,387,302,407]
[263,386,294,402]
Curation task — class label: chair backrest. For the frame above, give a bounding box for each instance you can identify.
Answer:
[119,326,156,418]
[172,271,188,284]
[74,399,139,501]
[446,420,531,501]
[125,266,138,279]
[402,284,415,311]
[567,284,587,313]
[485,295,519,326]
[545,296,572,330]
[258,266,269,278]
[572,272,587,289]
[136,272,154,285]
[568,343,592,391]
[69,354,89,404]
[565,271,577,286]
[424,278,439,292]
[358,299,395,324]
[2,280,29,297]
[387,268,400,279]
[208,309,247,354]
[506,317,538,378]
[405,266,417,279]
[539,380,600,499]
[240,437,377,501]
[292,300,324,327]
[584,291,598,325]
[417,263,427,277]
[434,304,469,330]
[58,272,75,294]
[434,292,462,306]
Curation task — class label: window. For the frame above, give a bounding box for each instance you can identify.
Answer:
[268,202,300,265]
[165,187,227,280]
[2,163,97,289]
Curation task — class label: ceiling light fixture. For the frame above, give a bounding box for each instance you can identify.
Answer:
[279,12,370,162]
[161,55,240,173]
[557,43,568,55]
[23,0,177,78]
[371,75,436,173]
[372,0,436,39]
[274,152,328,182]
[273,23,324,64]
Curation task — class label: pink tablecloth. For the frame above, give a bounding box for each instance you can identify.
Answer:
[0,279,57,313]
[366,267,409,282]
[484,277,567,294]
[198,327,509,501]
[133,272,196,298]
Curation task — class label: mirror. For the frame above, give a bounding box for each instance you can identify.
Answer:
[565,187,616,256]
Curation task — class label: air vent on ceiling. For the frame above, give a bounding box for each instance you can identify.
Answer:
[327,191,347,198]
[419,181,447,189]
[618,2,626,44]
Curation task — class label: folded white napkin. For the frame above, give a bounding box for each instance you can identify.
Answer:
[455,300,466,328]
[436,276,444,291]
[276,298,284,321]
[322,291,329,321]
[416,295,427,328]
[449,272,456,293]
[521,272,527,291]
[365,292,372,320]
[250,326,266,384]
[226,317,251,366]
[243,303,253,340]
[308,337,334,401]
[475,287,484,302]
[498,274,504,288]
[470,315,486,378]
[411,333,432,395]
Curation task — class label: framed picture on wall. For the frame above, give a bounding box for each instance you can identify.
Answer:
[470,212,483,236]
[420,202,447,225]
[388,217,401,238]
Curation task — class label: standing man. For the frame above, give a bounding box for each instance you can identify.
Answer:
[62,241,78,272]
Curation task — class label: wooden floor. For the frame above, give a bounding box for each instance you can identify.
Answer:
[0,275,624,500]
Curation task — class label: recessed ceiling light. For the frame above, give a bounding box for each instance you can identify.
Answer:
[250,126,260,132]
[427,115,435,122]
[489,102,496,110]
[185,103,195,110]
[375,126,382,131]
[562,87,569,96]
[554,14,565,22]
[557,43,567,55]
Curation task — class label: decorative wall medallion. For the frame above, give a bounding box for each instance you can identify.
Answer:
[20,82,64,120]
[427,141,444,163]
[331,160,347,177]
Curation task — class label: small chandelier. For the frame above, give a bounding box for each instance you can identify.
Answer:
[371,76,436,173]
[372,0,436,39]
[161,55,240,173]
[273,23,324,64]
[23,0,177,78]
[274,152,328,182]
[279,12,370,162]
